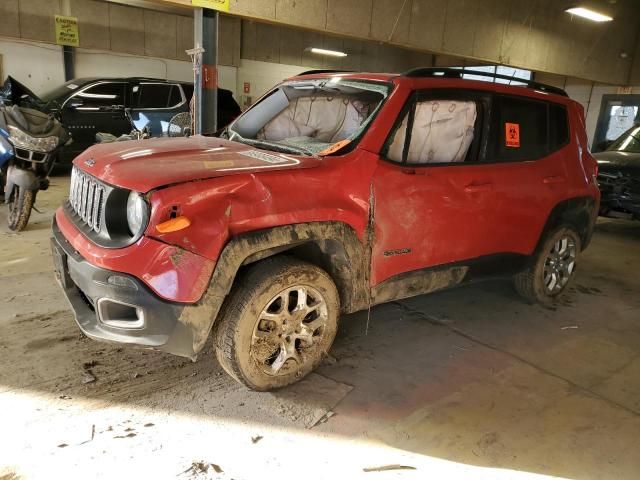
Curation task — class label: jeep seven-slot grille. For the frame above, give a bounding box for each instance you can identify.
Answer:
[69,167,105,233]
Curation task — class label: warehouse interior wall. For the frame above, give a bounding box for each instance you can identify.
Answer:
[0,0,639,147]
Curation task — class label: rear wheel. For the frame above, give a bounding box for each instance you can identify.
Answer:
[214,256,339,391]
[7,185,35,231]
[514,226,581,304]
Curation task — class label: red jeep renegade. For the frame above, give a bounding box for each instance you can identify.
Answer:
[52,68,600,390]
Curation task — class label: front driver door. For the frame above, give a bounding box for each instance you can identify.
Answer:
[61,81,129,156]
[371,90,496,287]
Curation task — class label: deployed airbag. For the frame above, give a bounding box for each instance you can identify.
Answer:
[259,96,371,144]
[388,100,477,164]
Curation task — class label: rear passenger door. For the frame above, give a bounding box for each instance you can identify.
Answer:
[371,90,497,286]
[481,95,571,255]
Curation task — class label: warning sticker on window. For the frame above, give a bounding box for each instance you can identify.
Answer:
[505,123,520,148]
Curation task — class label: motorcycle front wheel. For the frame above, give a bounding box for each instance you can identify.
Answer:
[7,185,35,231]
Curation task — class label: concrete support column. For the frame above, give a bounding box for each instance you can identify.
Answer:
[193,8,218,135]
[60,0,75,81]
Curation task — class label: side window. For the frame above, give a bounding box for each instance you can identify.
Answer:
[387,99,478,164]
[73,82,126,110]
[489,96,568,162]
[135,84,183,109]
[182,84,194,102]
[549,103,569,151]
[168,85,183,107]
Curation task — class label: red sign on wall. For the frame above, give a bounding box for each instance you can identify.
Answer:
[243,82,251,94]
[202,64,217,90]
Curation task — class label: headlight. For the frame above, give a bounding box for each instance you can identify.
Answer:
[126,192,149,237]
[8,125,59,153]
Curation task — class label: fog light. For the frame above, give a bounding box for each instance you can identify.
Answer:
[97,298,145,329]
[107,275,138,290]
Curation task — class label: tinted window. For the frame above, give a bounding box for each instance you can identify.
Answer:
[491,96,547,162]
[182,84,194,102]
[489,96,569,162]
[168,85,183,107]
[73,82,126,110]
[135,84,183,108]
[386,98,479,164]
[549,103,569,151]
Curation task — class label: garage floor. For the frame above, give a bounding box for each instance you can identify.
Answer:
[1,176,639,480]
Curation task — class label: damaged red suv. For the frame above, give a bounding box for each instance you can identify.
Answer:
[52,68,600,390]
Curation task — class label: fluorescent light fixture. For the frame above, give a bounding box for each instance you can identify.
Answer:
[565,7,613,22]
[308,47,348,57]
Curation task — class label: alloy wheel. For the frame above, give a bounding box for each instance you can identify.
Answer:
[251,285,329,376]
[543,235,577,293]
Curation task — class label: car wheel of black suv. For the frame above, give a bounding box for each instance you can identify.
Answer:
[514,226,581,304]
[214,256,340,391]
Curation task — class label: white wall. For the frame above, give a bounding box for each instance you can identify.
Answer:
[2,37,639,148]
[537,71,640,147]
[0,38,238,97]
[0,38,65,93]
[236,59,307,109]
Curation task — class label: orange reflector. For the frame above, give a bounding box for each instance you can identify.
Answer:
[156,216,191,233]
[318,139,351,156]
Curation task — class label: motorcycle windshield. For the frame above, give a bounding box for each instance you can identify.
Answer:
[0,76,44,108]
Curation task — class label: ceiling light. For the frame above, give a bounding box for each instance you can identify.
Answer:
[308,48,348,57]
[565,7,613,22]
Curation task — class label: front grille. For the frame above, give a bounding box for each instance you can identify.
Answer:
[69,167,105,233]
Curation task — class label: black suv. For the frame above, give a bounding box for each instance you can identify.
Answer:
[2,76,241,163]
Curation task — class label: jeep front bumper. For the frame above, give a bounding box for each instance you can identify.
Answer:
[51,217,200,359]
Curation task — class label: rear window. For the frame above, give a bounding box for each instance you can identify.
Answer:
[488,95,569,162]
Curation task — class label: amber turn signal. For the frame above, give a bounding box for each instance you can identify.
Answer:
[156,216,191,233]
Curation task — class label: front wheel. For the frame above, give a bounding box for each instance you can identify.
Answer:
[214,256,340,391]
[7,185,35,231]
[514,226,581,304]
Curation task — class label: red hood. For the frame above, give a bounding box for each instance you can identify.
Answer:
[73,136,321,192]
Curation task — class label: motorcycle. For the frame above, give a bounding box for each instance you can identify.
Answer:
[0,105,69,231]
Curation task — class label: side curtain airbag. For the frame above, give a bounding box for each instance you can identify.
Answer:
[388,100,477,164]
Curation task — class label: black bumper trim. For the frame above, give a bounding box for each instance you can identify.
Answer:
[51,216,198,359]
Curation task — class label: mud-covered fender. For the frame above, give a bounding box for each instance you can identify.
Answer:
[4,165,39,203]
[176,221,370,356]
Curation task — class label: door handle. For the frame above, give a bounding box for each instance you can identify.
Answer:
[464,183,493,193]
[543,176,566,184]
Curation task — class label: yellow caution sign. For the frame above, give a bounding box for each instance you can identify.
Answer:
[191,0,229,12]
[55,15,79,47]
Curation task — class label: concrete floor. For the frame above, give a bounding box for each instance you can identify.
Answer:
[1,175,639,479]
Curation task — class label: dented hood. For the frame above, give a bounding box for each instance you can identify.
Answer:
[73,136,321,192]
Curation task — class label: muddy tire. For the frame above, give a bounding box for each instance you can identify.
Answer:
[214,256,340,391]
[514,226,581,304]
[7,185,35,232]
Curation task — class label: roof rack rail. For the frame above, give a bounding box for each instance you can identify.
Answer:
[402,67,568,97]
[296,69,351,76]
